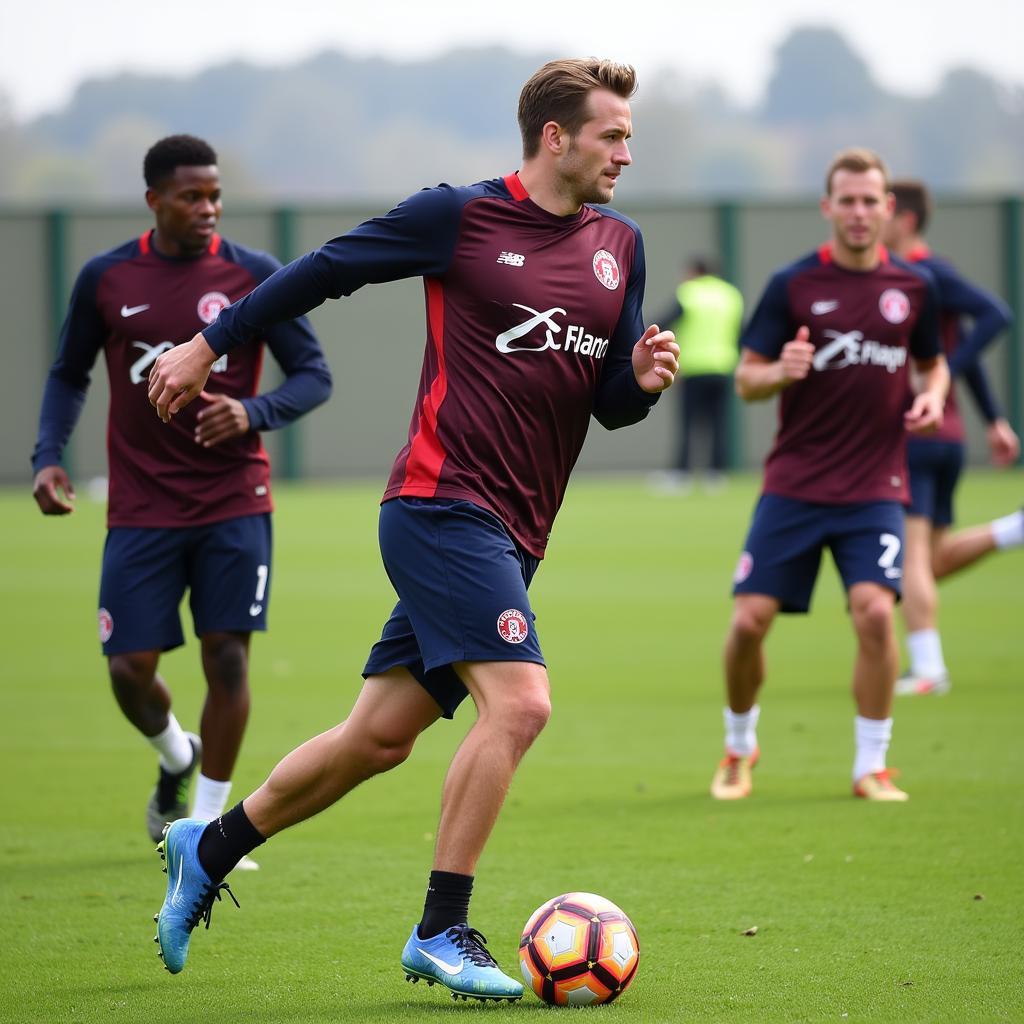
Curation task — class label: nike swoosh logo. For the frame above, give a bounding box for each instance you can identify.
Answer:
[811,300,838,315]
[249,604,263,617]
[417,948,464,975]
[121,303,151,317]
[171,854,184,906]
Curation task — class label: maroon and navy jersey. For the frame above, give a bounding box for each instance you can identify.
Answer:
[33,232,331,528]
[741,243,940,504]
[905,245,1011,444]
[204,174,657,556]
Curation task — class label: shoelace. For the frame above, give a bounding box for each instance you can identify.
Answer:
[446,926,497,967]
[186,881,240,931]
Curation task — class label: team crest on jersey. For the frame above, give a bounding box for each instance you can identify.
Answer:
[592,249,620,290]
[197,291,230,324]
[497,608,529,644]
[879,288,910,324]
[733,551,754,584]
[98,607,114,643]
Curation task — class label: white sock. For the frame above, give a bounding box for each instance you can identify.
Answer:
[148,714,193,773]
[853,716,892,781]
[191,775,232,821]
[724,704,760,757]
[906,628,947,679]
[991,510,1024,549]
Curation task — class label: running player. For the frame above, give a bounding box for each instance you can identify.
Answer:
[31,135,331,860]
[884,179,1021,695]
[144,60,678,999]
[711,148,947,803]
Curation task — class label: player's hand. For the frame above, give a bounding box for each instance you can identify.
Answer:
[632,325,679,393]
[32,465,75,515]
[195,391,251,447]
[987,417,1021,466]
[147,333,218,423]
[904,391,944,434]
[779,326,814,384]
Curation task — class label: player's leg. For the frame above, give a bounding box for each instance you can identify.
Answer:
[932,509,1024,578]
[897,515,950,694]
[898,441,955,694]
[155,668,441,974]
[832,505,908,800]
[100,527,200,840]
[186,515,270,851]
[714,495,823,799]
[399,659,549,1002]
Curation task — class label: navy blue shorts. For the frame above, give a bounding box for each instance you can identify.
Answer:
[362,498,544,719]
[98,514,272,656]
[906,439,964,527]
[732,494,905,613]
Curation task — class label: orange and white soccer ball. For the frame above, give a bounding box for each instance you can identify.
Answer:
[519,892,640,1006]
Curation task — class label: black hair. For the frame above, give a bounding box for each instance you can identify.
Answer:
[143,134,217,188]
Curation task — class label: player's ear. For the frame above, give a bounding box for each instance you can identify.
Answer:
[145,188,160,213]
[540,120,565,156]
[819,194,831,220]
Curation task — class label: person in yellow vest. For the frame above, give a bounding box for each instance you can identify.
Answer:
[654,257,743,491]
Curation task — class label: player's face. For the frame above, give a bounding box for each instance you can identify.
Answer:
[821,168,893,255]
[558,89,632,207]
[147,165,222,257]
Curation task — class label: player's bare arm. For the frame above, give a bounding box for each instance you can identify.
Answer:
[632,325,679,392]
[735,326,814,401]
[904,355,949,435]
[147,332,218,423]
[32,465,76,515]
[195,391,252,447]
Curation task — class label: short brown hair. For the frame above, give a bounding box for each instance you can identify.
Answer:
[518,58,637,158]
[824,147,890,195]
[890,179,932,234]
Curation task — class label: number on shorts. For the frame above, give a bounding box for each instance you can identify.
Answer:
[877,533,901,570]
[255,564,269,602]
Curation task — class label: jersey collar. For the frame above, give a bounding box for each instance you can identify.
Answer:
[139,229,221,257]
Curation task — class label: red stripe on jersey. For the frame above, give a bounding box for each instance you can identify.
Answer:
[399,278,449,494]
[504,172,529,201]
[209,234,222,255]
[906,244,931,262]
[139,230,151,255]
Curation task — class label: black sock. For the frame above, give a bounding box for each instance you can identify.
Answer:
[197,802,266,883]
[419,870,474,938]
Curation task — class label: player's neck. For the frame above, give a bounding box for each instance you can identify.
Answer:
[891,233,925,259]
[515,165,583,218]
[830,238,882,272]
[150,228,207,260]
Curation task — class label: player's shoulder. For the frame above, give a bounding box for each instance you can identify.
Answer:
[76,237,142,288]
[402,177,510,214]
[888,252,938,290]
[587,204,642,238]
[765,249,821,290]
[214,236,283,282]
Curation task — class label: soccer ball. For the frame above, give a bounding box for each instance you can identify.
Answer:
[519,892,640,1006]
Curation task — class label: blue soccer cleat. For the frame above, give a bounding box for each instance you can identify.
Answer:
[401,923,523,1002]
[153,818,238,974]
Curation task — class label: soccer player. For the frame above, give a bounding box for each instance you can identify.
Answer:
[31,135,332,863]
[710,148,948,804]
[145,60,678,999]
[883,180,1020,695]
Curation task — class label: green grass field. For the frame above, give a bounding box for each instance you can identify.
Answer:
[1,473,1021,1022]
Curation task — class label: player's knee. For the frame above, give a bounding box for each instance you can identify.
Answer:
[108,652,156,694]
[360,731,416,775]
[506,686,552,750]
[202,634,249,696]
[852,594,895,644]
[730,604,772,646]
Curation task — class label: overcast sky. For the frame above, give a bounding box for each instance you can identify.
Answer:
[2,0,1021,121]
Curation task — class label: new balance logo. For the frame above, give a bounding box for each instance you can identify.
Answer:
[496,251,525,267]
[811,300,839,315]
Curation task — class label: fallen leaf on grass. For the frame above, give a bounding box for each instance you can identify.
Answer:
[742,926,758,936]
